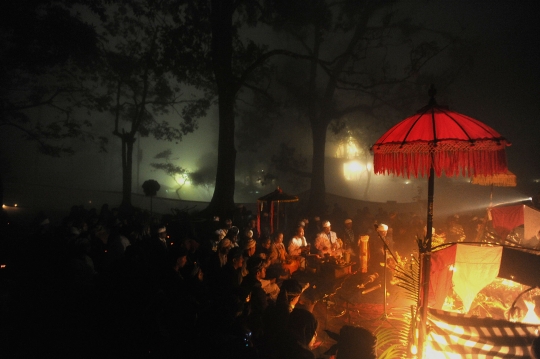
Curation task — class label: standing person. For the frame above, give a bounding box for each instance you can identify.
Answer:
[340,219,355,253]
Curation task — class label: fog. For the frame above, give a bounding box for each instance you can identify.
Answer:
[1,0,539,219]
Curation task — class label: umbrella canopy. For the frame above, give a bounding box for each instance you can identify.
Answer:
[257,187,299,203]
[372,100,510,178]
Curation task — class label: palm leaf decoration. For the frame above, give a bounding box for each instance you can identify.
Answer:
[374,253,420,359]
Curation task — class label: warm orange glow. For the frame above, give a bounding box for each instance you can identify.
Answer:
[0,264,6,269]
[14,204,17,207]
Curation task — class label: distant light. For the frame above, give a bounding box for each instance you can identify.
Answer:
[0,264,6,269]
[2,204,5,208]
[533,179,540,183]
[343,161,364,180]
[88,200,92,204]
[175,173,191,186]
[405,180,410,185]
[14,204,17,207]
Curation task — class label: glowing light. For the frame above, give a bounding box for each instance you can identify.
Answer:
[89,200,92,204]
[522,300,540,324]
[449,265,456,272]
[336,137,361,159]
[175,173,191,186]
[500,279,519,287]
[1,204,5,208]
[0,264,6,269]
[343,161,364,180]
[14,204,17,207]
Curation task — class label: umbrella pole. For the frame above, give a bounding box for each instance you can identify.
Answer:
[418,165,434,359]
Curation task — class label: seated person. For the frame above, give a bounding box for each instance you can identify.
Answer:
[269,232,287,265]
[288,226,309,270]
[314,221,342,257]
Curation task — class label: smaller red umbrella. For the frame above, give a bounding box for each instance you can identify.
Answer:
[257,187,299,234]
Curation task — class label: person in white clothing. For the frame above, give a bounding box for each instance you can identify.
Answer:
[288,226,309,270]
[315,221,342,257]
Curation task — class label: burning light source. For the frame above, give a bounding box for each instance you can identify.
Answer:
[343,161,364,180]
[175,173,191,186]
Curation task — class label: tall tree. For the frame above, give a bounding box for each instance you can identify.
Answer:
[95,0,209,208]
[167,0,286,217]
[267,0,471,214]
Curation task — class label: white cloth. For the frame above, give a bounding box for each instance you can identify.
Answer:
[452,244,502,313]
[524,205,540,241]
[288,236,307,256]
[315,231,341,255]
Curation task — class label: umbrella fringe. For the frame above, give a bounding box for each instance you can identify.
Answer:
[373,148,508,178]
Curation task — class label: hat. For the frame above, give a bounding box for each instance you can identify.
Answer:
[158,226,167,234]
[322,221,331,228]
[377,224,388,232]
[344,219,352,224]
[244,238,256,250]
[245,229,253,239]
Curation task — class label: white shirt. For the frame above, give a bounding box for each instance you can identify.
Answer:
[288,236,307,256]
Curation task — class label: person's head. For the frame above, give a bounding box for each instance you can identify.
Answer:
[280,279,303,309]
[247,256,266,280]
[323,221,331,234]
[244,238,257,256]
[344,219,353,229]
[287,308,318,348]
[377,223,388,236]
[333,325,376,359]
[261,236,272,249]
[228,247,244,269]
[273,232,284,244]
[170,246,188,272]
[296,226,305,237]
[157,225,167,239]
[219,238,232,254]
[249,219,257,228]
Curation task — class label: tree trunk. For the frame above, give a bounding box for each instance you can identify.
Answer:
[308,119,328,216]
[205,0,236,218]
[121,135,134,208]
[207,92,237,217]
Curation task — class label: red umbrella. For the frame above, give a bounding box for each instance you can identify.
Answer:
[371,86,511,358]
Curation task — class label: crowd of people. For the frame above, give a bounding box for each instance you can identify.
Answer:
[0,201,502,358]
[1,204,383,359]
